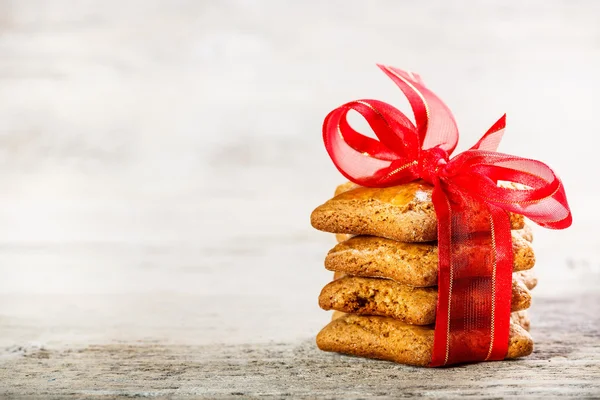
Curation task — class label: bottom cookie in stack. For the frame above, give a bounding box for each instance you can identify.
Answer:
[317,314,533,367]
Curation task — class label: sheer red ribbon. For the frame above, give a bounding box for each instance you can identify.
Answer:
[323,65,572,366]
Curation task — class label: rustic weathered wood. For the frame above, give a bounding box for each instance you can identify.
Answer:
[1,294,599,398]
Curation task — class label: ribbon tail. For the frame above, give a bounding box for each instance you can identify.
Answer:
[430,184,513,366]
[430,185,452,367]
[485,204,513,361]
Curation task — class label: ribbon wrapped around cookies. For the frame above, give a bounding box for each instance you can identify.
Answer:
[319,65,572,366]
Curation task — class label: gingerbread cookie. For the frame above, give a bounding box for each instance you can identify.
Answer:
[332,310,531,332]
[332,310,531,330]
[510,310,530,331]
[312,181,525,242]
[335,224,533,244]
[516,224,534,243]
[334,269,536,290]
[326,233,535,287]
[316,314,533,366]
[319,275,531,325]
[514,269,537,291]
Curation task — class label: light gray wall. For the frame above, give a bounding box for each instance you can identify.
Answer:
[0,1,597,345]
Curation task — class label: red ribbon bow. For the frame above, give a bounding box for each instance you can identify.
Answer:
[323,65,572,366]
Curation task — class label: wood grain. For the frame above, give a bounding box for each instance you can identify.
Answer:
[0,294,598,398]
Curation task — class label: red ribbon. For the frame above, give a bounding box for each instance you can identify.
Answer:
[323,65,572,366]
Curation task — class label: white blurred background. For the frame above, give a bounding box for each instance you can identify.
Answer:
[0,1,598,349]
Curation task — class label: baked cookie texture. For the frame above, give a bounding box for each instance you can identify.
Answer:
[332,310,531,332]
[517,224,534,243]
[336,223,533,245]
[333,269,536,291]
[320,276,437,325]
[319,276,531,325]
[510,310,531,331]
[514,269,537,291]
[316,314,533,367]
[511,279,532,311]
[325,233,535,287]
[312,181,525,242]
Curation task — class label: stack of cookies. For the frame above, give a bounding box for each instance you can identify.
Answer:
[310,181,536,366]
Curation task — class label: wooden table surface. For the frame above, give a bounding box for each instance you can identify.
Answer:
[1,291,599,398]
[0,1,599,398]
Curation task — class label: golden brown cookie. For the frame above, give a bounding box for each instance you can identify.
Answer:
[510,310,530,331]
[314,181,525,242]
[313,181,438,242]
[511,279,532,312]
[316,314,533,366]
[326,234,535,287]
[332,182,357,245]
[332,310,531,332]
[335,225,533,245]
[514,269,537,291]
[320,276,437,325]
[319,275,531,325]
[515,224,533,243]
[334,269,536,290]
[336,229,533,245]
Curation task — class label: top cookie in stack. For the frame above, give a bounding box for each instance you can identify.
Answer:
[311,180,525,243]
[310,181,536,366]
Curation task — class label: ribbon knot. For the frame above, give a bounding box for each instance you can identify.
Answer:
[321,65,571,367]
[418,146,448,185]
